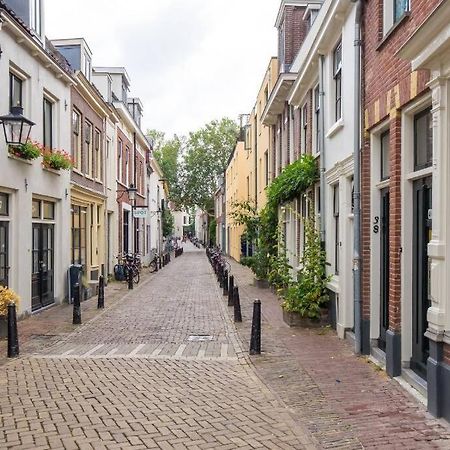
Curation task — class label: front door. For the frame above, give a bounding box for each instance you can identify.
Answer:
[32,223,55,311]
[411,177,432,378]
[379,189,390,351]
[0,222,8,287]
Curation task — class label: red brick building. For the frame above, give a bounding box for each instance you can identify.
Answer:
[362,0,449,419]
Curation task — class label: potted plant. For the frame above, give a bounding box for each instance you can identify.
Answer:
[281,211,331,328]
[41,148,73,170]
[8,140,41,161]
[0,286,20,338]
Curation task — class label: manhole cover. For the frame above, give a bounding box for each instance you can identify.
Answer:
[187,335,214,342]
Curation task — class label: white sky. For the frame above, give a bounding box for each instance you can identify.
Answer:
[45,0,280,137]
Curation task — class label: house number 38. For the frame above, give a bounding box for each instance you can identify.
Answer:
[373,216,379,234]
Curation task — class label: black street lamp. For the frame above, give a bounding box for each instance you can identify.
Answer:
[0,106,35,146]
[127,183,137,202]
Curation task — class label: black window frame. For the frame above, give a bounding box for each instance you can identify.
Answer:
[43,97,53,149]
[314,85,320,153]
[302,103,308,153]
[9,73,23,111]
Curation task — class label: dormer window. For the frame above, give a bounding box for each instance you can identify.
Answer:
[30,0,42,37]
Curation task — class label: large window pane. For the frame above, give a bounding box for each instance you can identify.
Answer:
[414,108,432,171]
[381,131,390,180]
[9,73,22,110]
[0,194,8,216]
[43,98,53,149]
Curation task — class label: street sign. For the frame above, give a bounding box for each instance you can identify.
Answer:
[133,207,148,218]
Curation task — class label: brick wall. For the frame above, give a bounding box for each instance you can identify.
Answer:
[283,6,307,68]
[361,0,442,327]
[71,86,105,195]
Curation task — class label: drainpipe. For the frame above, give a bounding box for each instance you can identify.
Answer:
[352,0,363,354]
[319,55,326,246]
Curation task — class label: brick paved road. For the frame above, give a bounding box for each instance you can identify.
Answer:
[0,244,315,449]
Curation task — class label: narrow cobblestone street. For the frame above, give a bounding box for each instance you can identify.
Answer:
[0,244,450,449]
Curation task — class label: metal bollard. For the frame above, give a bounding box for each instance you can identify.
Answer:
[228,275,234,306]
[233,286,242,323]
[219,264,224,288]
[158,256,162,270]
[223,270,228,296]
[7,303,19,358]
[97,275,105,309]
[155,257,158,272]
[162,255,166,267]
[128,267,133,290]
[249,300,261,355]
[73,283,82,325]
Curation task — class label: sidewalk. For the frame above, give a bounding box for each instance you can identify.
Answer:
[0,272,147,366]
[226,258,450,449]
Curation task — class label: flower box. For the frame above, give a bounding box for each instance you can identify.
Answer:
[41,148,73,171]
[8,141,41,161]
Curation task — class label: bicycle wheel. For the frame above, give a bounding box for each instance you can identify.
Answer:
[149,259,157,273]
[133,267,140,284]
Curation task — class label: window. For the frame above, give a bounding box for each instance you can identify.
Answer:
[333,41,342,122]
[43,98,53,149]
[394,0,410,22]
[117,140,123,180]
[9,73,23,110]
[246,176,250,200]
[381,131,390,180]
[30,0,42,36]
[0,220,8,287]
[0,193,8,216]
[72,110,81,170]
[301,103,308,153]
[314,86,320,154]
[32,199,55,220]
[414,108,432,171]
[333,184,339,275]
[85,122,93,176]
[71,205,87,266]
[264,151,269,186]
[94,129,101,181]
[125,147,130,186]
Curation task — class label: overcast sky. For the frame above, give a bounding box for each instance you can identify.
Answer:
[45,0,279,138]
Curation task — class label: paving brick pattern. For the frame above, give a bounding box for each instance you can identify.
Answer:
[226,258,450,449]
[0,244,314,449]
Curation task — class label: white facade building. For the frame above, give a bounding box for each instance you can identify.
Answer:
[0,1,73,314]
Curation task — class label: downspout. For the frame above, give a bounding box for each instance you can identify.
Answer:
[133,131,137,254]
[319,55,326,246]
[352,0,363,354]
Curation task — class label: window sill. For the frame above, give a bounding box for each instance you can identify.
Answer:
[375,178,390,190]
[326,118,344,139]
[376,12,410,51]
[8,154,33,165]
[73,168,83,176]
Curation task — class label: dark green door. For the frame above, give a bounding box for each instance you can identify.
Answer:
[411,177,432,378]
[379,189,390,351]
[0,222,8,287]
[32,223,54,311]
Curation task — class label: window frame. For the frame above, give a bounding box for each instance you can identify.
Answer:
[333,41,342,122]
[72,109,82,171]
[301,103,308,154]
[413,107,433,172]
[9,72,23,111]
[94,129,102,181]
[85,121,93,177]
[313,85,320,155]
[43,97,53,150]
[333,184,340,275]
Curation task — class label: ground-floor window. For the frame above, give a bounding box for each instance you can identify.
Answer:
[0,221,8,287]
[71,205,87,267]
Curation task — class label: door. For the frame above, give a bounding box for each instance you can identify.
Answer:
[0,222,8,287]
[379,189,390,351]
[123,210,129,254]
[411,177,432,378]
[32,223,54,311]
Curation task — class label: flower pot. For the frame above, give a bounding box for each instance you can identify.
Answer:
[254,278,269,289]
[282,307,329,328]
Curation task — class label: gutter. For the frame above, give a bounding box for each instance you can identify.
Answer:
[351,0,363,354]
[319,55,326,246]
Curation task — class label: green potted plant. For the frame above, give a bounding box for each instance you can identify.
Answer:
[281,211,331,328]
[41,148,73,171]
[0,286,20,338]
[8,140,41,161]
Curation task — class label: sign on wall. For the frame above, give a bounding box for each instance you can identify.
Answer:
[133,207,148,218]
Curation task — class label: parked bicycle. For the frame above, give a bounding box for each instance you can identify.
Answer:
[148,249,159,273]
[114,253,141,284]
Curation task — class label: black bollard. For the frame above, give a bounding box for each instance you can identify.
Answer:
[73,283,82,325]
[233,286,242,323]
[249,300,261,355]
[228,275,234,306]
[159,256,162,270]
[128,267,133,290]
[155,257,159,272]
[97,275,105,309]
[223,270,228,296]
[162,254,166,267]
[219,264,224,288]
[7,303,19,358]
